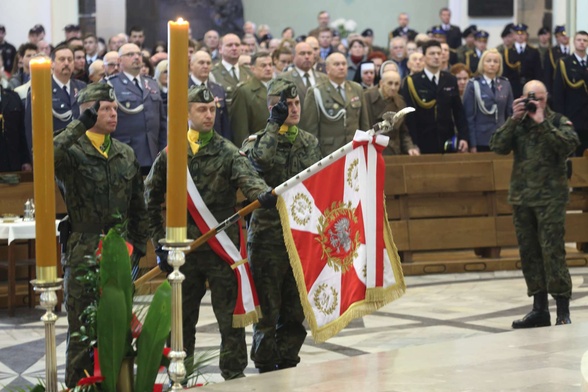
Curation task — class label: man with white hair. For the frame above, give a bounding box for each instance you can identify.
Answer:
[102,51,120,77]
[88,60,105,83]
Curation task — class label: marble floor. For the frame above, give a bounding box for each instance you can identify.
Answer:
[2,266,588,391]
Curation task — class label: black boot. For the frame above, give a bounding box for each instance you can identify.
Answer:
[512,292,551,329]
[555,296,572,325]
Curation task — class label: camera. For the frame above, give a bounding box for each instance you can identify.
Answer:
[523,91,537,113]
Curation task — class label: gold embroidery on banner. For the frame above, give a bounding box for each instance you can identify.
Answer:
[316,201,360,273]
[313,283,338,315]
[291,193,312,226]
[346,158,360,192]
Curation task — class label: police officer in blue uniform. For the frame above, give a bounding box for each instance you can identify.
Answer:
[106,43,167,173]
[25,46,86,155]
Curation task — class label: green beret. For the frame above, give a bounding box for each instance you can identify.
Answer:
[188,85,215,103]
[77,83,115,104]
[267,78,298,99]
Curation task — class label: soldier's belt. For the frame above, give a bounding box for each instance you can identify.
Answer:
[71,222,115,234]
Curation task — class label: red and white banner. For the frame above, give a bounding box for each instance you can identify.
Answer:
[186,171,261,327]
[276,131,405,343]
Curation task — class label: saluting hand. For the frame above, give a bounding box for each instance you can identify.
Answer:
[268,91,289,127]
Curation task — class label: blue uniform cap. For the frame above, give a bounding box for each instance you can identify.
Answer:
[554,25,566,35]
[431,26,446,36]
[474,30,489,41]
[513,24,528,34]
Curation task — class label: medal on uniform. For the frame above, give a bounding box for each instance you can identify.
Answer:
[333,103,339,109]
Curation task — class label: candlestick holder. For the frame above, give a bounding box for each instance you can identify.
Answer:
[31,278,63,392]
[161,228,191,391]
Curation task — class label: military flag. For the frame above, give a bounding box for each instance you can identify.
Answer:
[275,130,406,343]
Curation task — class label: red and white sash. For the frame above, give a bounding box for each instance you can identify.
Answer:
[186,170,261,327]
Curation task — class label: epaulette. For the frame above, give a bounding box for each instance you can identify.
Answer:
[236,81,245,88]
[105,74,120,81]
[497,76,508,81]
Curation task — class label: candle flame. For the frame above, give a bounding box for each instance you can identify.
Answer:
[30,57,51,66]
[176,17,187,24]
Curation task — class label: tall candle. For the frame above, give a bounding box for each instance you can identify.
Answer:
[30,57,57,283]
[166,18,189,242]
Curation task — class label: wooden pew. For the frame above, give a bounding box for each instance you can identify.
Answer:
[385,154,588,266]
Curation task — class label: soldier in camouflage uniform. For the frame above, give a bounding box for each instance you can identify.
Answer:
[144,85,274,380]
[241,79,322,372]
[490,80,579,329]
[54,83,148,388]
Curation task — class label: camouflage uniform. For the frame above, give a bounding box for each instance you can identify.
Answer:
[144,131,269,380]
[242,118,322,370]
[490,109,579,298]
[55,118,148,387]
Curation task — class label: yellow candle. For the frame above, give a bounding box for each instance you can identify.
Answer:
[30,57,57,282]
[166,18,189,242]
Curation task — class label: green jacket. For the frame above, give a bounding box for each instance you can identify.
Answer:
[210,62,253,108]
[242,123,322,244]
[145,131,269,251]
[229,77,269,147]
[54,120,148,265]
[301,80,371,156]
[490,109,579,206]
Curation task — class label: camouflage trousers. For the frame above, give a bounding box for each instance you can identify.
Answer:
[248,242,307,370]
[181,250,247,380]
[513,203,572,298]
[64,264,95,388]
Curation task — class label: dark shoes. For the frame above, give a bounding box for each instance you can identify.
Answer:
[555,296,572,325]
[512,293,572,328]
[512,292,551,329]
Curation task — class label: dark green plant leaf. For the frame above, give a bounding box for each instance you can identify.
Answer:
[135,280,172,392]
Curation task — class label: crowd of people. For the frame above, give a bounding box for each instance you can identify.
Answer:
[0,6,585,389]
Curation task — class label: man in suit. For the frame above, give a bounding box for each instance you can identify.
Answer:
[83,33,101,67]
[308,10,330,38]
[189,50,231,140]
[544,26,571,92]
[301,52,370,156]
[25,46,86,155]
[281,42,328,110]
[502,24,542,98]
[388,37,409,79]
[364,71,419,155]
[401,40,469,154]
[552,30,588,156]
[210,33,253,108]
[390,12,417,42]
[318,27,336,61]
[204,30,220,62]
[438,7,461,50]
[106,43,166,173]
[230,51,273,146]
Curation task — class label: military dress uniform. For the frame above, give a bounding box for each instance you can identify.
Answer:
[463,76,513,150]
[25,77,86,155]
[401,70,469,154]
[390,26,418,42]
[301,80,370,156]
[363,86,416,154]
[281,67,329,110]
[145,86,269,380]
[106,73,167,170]
[0,39,17,75]
[55,84,148,387]
[241,79,321,372]
[544,45,570,92]
[189,76,232,141]
[229,77,269,146]
[502,25,542,98]
[210,62,253,108]
[490,109,579,325]
[552,54,588,156]
[0,86,29,171]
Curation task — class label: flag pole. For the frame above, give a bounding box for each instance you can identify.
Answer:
[134,108,415,289]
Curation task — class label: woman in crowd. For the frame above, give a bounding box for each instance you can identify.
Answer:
[152,40,167,54]
[140,54,154,77]
[450,63,472,100]
[354,60,376,89]
[346,38,367,80]
[154,60,168,114]
[281,27,295,40]
[462,49,513,152]
[368,51,387,83]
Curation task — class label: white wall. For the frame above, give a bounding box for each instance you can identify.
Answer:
[0,0,78,46]
[96,0,126,43]
[243,0,447,48]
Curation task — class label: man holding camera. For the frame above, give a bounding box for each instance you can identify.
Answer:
[490,80,579,329]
